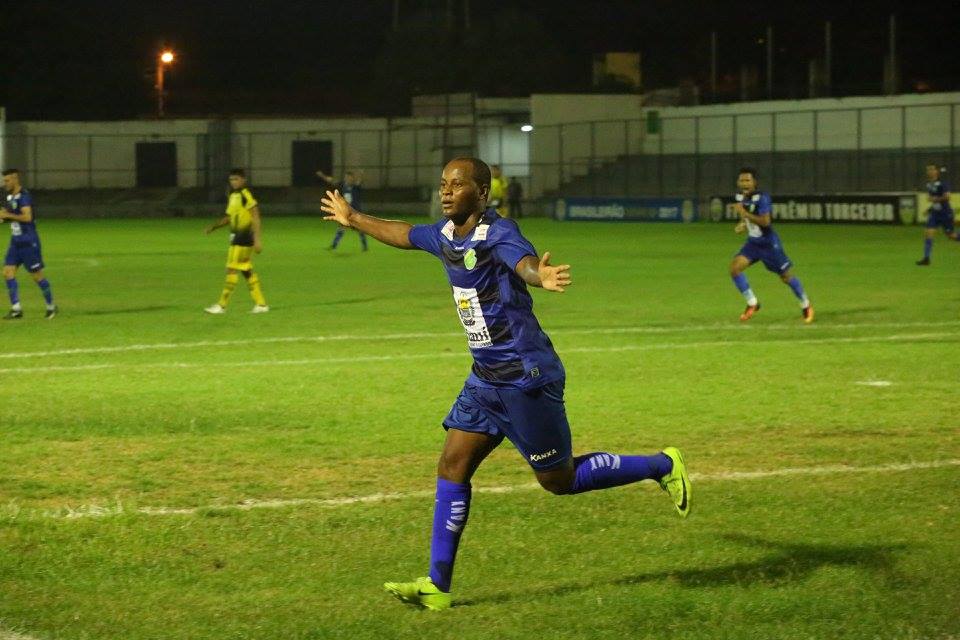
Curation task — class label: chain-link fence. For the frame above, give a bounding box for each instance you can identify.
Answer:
[2,100,955,216]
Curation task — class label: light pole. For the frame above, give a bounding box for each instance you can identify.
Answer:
[156,49,175,117]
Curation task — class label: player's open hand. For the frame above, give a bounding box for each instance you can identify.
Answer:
[538,251,571,292]
[734,220,747,234]
[320,190,355,226]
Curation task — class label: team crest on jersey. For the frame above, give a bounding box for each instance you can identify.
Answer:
[463,248,477,270]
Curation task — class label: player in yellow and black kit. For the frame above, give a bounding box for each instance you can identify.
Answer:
[204,169,269,314]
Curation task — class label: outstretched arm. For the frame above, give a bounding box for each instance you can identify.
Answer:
[321,189,414,249]
[515,252,571,292]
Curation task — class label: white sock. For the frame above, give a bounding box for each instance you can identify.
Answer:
[742,290,758,307]
[11,303,22,311]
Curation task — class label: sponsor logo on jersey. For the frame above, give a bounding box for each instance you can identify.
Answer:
[452,286,493,348]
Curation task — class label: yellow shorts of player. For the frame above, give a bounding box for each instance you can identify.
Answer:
[226,244,254,271]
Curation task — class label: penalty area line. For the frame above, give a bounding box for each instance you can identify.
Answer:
[1,319,959,361]
[0,331,954,375]
[0,627,43,640]
[19,458,960,521]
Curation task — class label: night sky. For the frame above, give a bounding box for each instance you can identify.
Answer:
[2,0,956,120]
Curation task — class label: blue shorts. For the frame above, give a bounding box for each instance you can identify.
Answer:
[4,241,44,273]
[737,240,792,275]
[926,209,955,233]
[442,379,572,471]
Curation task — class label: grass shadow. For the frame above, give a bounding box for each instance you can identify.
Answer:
[304,297,383,307]
[74,305,176,316]
[810,306,891,321]
[456,534,908,608]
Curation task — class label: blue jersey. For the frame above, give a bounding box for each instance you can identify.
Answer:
[926,179,952,215]
[736,191,779,244]
[4,189,39,245]
[409,209,564,390]
[340,182,362,211]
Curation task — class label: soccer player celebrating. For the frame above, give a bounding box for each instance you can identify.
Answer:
[729,167,813,323]
[916,164,957,266]
[320,157,691,611]
[1,169,57,319]
[204,169,268,314]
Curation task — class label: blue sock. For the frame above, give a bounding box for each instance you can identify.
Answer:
[5,278,19,307]
[359,232,368,250]
[37,278,54,306]
[731,274,757,305]
[570,452,672,494]
[924,237,933,259]
[785,277,809,307]
[331,228,345,248]
[428,478,471,592]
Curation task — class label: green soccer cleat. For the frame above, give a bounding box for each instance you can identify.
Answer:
[383,576,452,611]
[659,447,692,518]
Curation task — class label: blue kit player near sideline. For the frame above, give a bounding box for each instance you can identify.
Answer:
[1,169,57,319]
[916,164,957,266]
[729,167,814,323]
[316,169,368,252]
[320,157,691,611]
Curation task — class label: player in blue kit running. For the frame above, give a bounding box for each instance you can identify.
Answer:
[916,164,957,266]
[1,169,57,319]
[321,157,691,611]
[729,167,813,323]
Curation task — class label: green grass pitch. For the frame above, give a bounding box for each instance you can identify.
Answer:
[0,216,958,639]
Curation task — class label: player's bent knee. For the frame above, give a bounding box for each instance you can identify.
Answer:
[537,476,573,495]
[535,466,576,495]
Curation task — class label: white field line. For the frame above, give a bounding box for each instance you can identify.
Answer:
[0,331,953,375]
[0,628,42,640]
[2,319,959,361]
[12,458,958,521]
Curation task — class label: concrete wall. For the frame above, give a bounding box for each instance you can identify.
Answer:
[4,119,209,188]
[4,92,956,196]
[2,113,534,190]
[641,93,959,155]
[527,92,959,197]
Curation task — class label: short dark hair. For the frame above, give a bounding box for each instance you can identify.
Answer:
[2,168,20,176]
[738,167,758,179]
[449,157,491,190]
[229,168,246,177]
